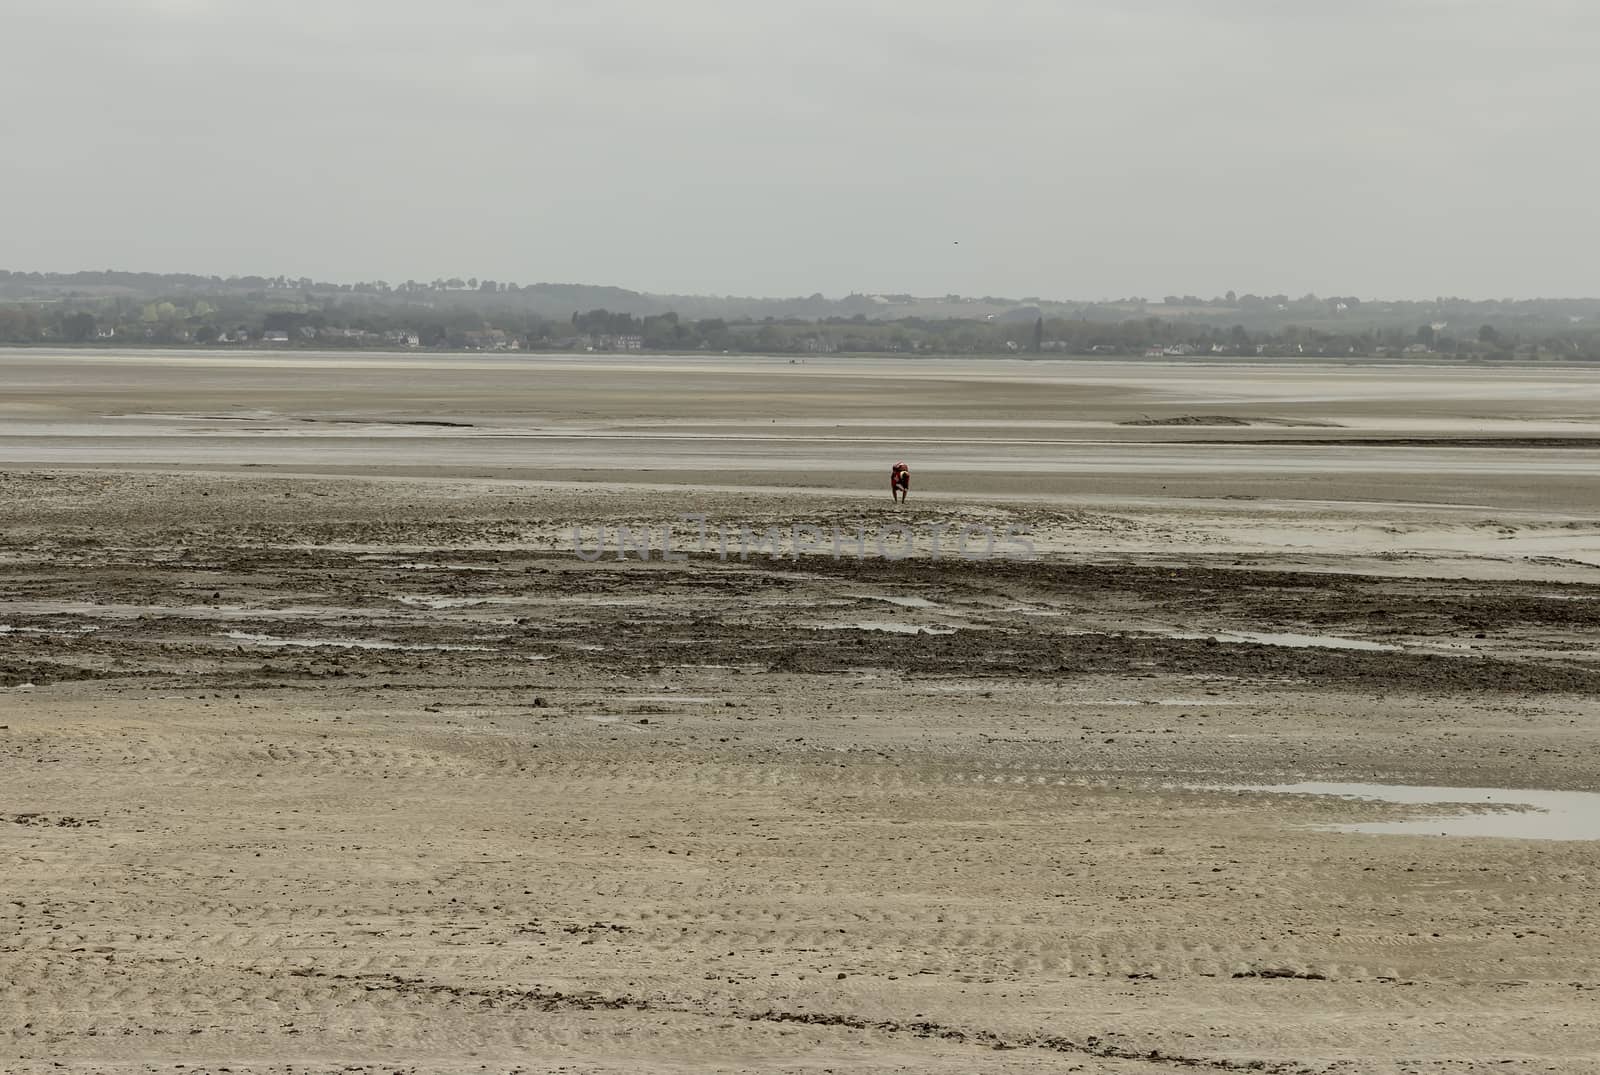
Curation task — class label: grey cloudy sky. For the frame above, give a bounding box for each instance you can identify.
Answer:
[6,0,1598,299]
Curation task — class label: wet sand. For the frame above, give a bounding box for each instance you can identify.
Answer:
[4,351,1600,1073]
[7,350,1600,511]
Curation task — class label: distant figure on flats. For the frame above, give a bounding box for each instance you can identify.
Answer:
[891,461,911,503]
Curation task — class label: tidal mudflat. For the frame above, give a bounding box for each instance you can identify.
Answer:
[4,351,1600,1072]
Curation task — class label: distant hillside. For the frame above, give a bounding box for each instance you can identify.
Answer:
[3,268,1600,360]
[4,269,1599,334]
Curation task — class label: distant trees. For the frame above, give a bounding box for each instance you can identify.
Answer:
[4,300,1582,358]
[572,309,641,336]
[3,270,1599,359]
[0,306,41,342]
[62,312,96,342]
[642,312,687,348]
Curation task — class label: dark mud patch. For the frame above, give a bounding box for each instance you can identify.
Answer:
[1120,415,1252,427]
[1179,436,1600,448]
[3,813,100,828]
[792,555,1353,596]
[294,417,476,428]
[788,556,1600,630]
[0,660,123,688]
[766,629,1600,693]
[275,968,1314,1073]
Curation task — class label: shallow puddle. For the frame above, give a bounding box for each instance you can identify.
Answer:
[853,594,941,609]
[554,596,655,607]
[813,622,958,636]
[583,715,650,732]
[999,605,1066,618]
[0,600,377,622]
[1054,697,1245,707]
[1219,781,1600,840]
[1170,630,1397,652]
[394,595,527,618]
[395,595,506,609]
[221,631,492,652]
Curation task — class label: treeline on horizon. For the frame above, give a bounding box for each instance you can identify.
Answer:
[2,268,1599,359]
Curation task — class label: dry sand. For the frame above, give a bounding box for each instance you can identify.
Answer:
[3,351,1600,1073]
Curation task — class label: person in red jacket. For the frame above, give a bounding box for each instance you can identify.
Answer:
[890,461,910,503]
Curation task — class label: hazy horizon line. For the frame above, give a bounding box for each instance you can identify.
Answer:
[7,267,1600,307]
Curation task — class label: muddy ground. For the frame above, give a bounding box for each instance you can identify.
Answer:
[3,468,1600,1074]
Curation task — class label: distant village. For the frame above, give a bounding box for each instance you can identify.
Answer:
[17,314,1595,361]
[3,271,1598,360]
[192,325,645,353]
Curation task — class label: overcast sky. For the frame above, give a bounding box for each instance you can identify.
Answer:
[5,1,1598,299]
